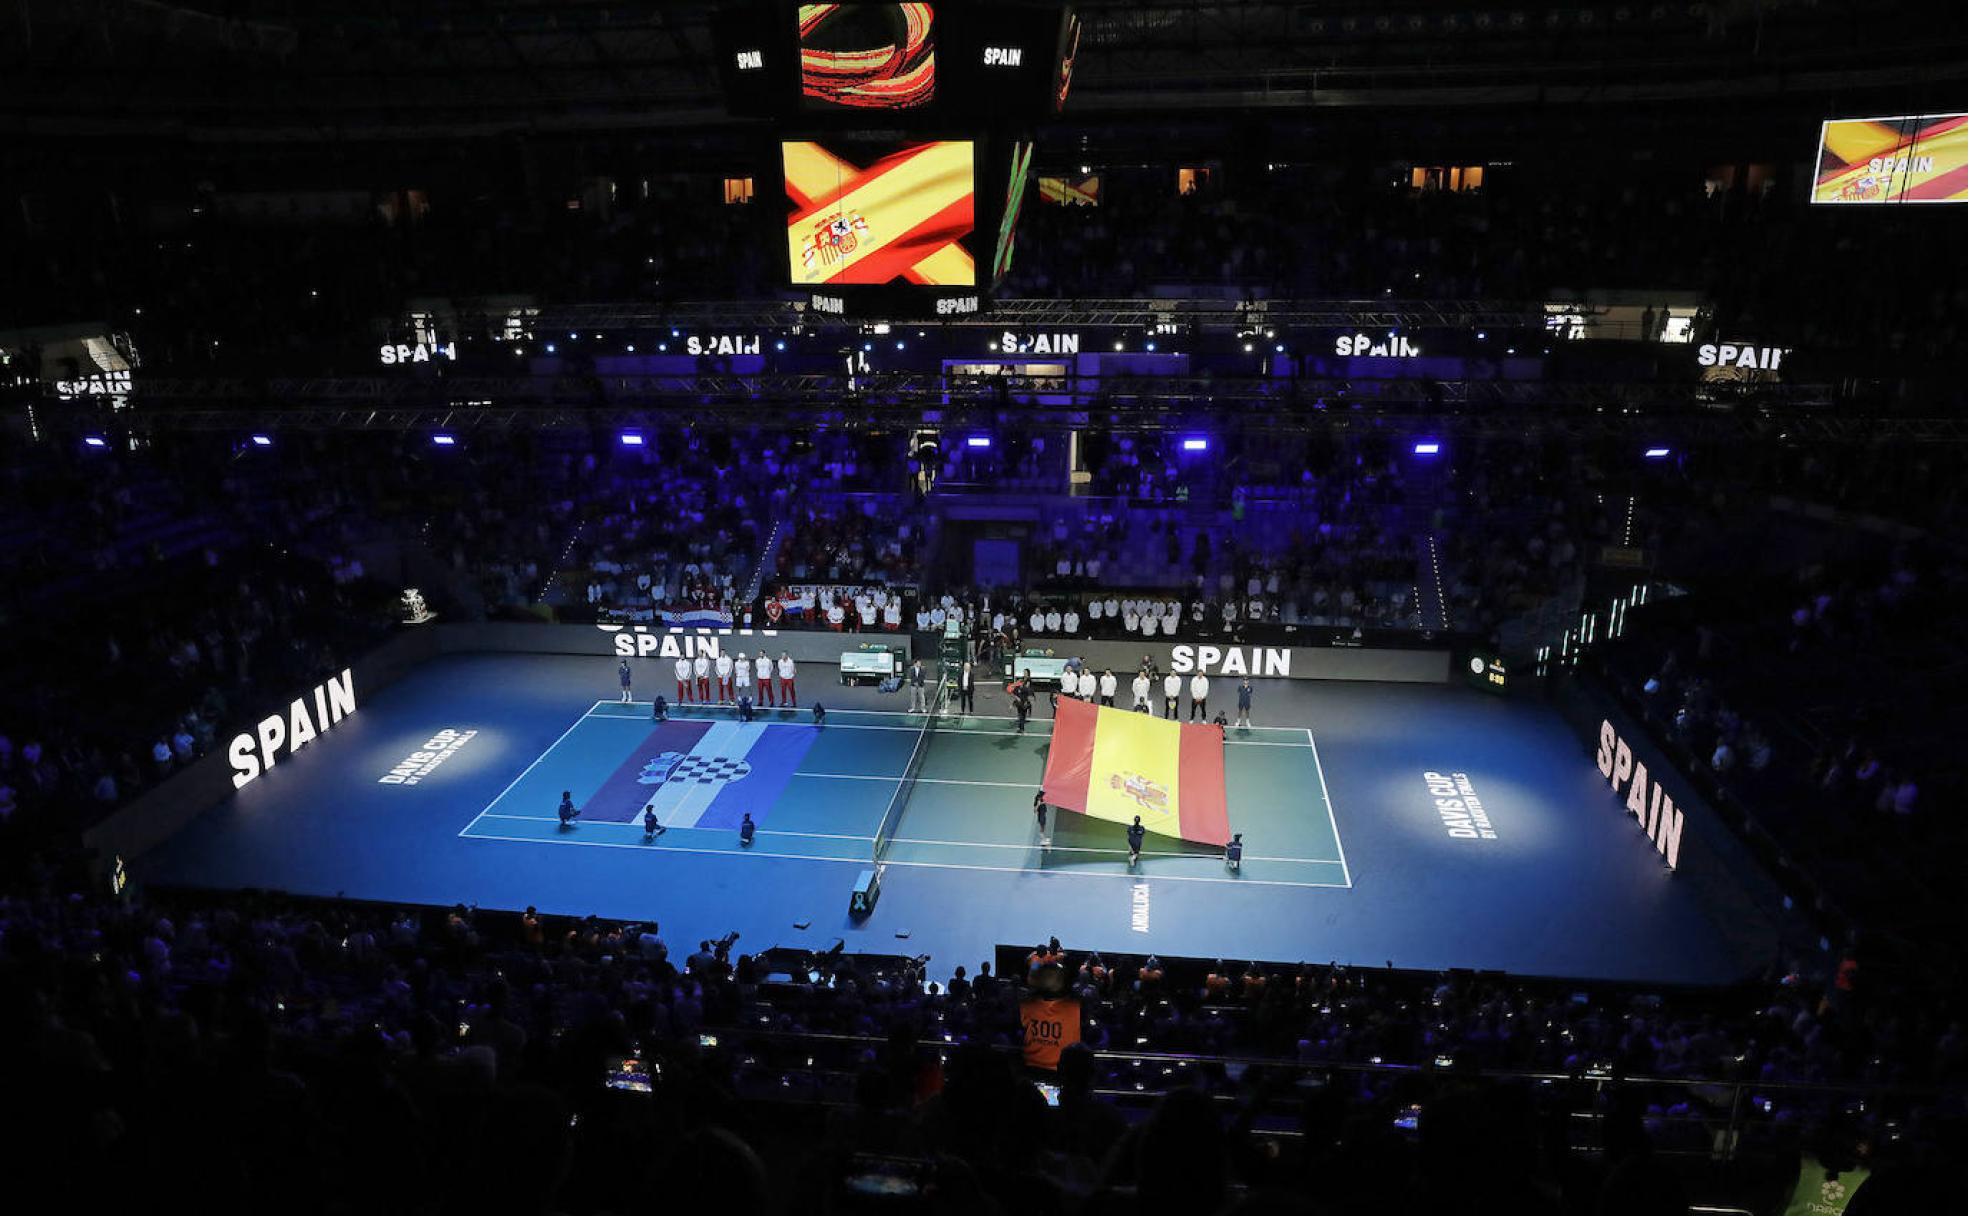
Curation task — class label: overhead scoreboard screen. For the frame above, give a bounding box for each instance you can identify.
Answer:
[1812,112,1968,204]
[717,1,1075,122]
[798,3,937,111]
[784,139,977,287]
[722,2,1067,316]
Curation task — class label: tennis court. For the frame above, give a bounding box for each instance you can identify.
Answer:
[137,651,1756,984]
[458,697,1349,889]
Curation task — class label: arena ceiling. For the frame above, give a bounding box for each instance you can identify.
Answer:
[3,0,1966,143]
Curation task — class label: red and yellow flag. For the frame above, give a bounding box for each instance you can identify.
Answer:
[1040,697,1231,847]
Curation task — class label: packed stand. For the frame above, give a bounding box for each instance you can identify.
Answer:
[2,872,1959,1215]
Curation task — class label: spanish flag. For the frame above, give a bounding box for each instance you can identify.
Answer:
[1040,697,1231,846]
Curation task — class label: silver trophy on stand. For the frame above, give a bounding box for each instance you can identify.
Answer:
[400,588,436,625]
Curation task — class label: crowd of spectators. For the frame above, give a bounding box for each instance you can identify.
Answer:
[1600,532,1967,959]
[2,870,1958,1215]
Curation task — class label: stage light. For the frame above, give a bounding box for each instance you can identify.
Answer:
[671,329,681,337]
[250,434,273,447]
[1113,341,1124,351]
[432,433,457,447]
[1145,341,1156,352]
[863,342,873,352]
[895,341,905,350]
[1243,343,1253,352]
[1275,344,1286,353]
[966,436,992,448]
[1644,447,1671,459]
[1477,331,1487,340]
[83,435,108,449]
[626,344,636,352]
[659,343,668,352]
[568,332,577,340]
[1182,438,1208,452]
[546,343,557,353]
[774,341,786,351]
[1413,441,1441,455]
[620,432,645,447]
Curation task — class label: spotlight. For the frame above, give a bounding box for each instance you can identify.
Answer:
[626,344,636,352]
[620,432,646,447]
[1413,441,1441,455]
[250,434,273,447]
[1146,341,1156,352]
[83,435,109,449]
[432,434,457,447]
[966,436,992,448]
[1181,438,1208,452]
[546,343,557,353]
[774,341,786,351]
[1644,447,1671,459]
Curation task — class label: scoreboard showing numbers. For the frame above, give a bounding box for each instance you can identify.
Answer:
[716,1,1072,318]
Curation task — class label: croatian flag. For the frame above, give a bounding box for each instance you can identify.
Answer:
[581,719,818,829]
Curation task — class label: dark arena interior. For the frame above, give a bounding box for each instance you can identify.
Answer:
[5,2,1968,1211]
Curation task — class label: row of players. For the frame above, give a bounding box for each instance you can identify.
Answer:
[615,653,801,706]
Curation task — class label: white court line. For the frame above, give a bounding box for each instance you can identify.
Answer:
[472,813,873,843]
[456,699,610,838]
[1306,727,1353,889]
[457,829,1352,889]
[464,813,1337,866]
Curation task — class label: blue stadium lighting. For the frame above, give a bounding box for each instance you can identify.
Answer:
[1413,441,1441,455]
[659,343,668,352]
[626,344,636,352]
[1146,341,1156,352]
[774,341,786,351]
[671,329,680,337]
[546,343,557,354]
[863,342,873,351]
[1275,344,1286,353]
[83,435,108,449]
[1645,447,1671,459]
[895,341,905,350]
[432,433,457,447]
[250,434,273,447]
[1182,438,1208,452]
[619,432,645,447]
[966,436,992,449]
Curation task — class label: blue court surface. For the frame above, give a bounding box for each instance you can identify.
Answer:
[141,652,1757,984]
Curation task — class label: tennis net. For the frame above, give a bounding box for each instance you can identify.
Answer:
[872,676,947,864]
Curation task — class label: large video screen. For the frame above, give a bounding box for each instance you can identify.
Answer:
[798,3,936,111]
[991,141,1033,283]
[1813,112,1968,204]
[783,139,976,287]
